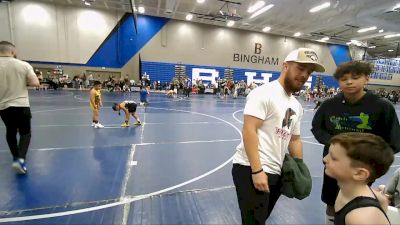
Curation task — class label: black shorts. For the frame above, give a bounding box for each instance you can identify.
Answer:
[126,103,137,113]
[321,168,339,206]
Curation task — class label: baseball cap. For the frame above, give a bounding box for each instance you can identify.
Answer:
[284,48,325,72]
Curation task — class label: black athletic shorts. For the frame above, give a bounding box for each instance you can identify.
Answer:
[126,103,137,113]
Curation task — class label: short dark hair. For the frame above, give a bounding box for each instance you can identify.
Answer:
[0,41,15,53]
[112,103,118,111]
[330,132,394,182]
[333,61,373,80]
[93,80,101,86]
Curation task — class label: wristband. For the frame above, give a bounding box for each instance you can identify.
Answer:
[251,168,264,175]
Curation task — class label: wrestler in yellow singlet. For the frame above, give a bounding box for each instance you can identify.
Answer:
[89,81,103,128]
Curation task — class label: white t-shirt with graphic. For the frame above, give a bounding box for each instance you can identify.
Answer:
[232,80,304,175]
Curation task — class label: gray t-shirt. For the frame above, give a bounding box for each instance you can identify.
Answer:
[386,168,400,207]
[0,57,36,110]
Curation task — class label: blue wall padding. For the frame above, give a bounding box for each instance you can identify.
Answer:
[86,15,169,68]
[327,44,352,66]
[141,61,338,89]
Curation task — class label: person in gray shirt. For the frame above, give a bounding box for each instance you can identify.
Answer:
[385,168,400,208]
[0,41,39,174]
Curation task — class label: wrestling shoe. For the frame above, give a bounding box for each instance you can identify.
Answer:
[95,123,104,128]
[121,122,130,127]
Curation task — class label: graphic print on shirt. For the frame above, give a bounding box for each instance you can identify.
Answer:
[330,112,372,132]
[282,108,296,129]
[276,108,296,140]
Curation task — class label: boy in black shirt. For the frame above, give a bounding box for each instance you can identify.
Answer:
[311,61,400,224]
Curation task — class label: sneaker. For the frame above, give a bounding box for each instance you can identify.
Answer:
[12,159,27,174]
[91,122,95,127]
[121,123,130,127]
[134,121,142,125]
[95,123,104,128]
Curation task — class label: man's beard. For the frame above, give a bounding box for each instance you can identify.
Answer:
[284,75,303,93]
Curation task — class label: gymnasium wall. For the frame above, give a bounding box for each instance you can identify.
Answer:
[0,3,12,42]
[1,0,124,63]
[1,1,398,89]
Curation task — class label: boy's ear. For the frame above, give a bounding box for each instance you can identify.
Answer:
[365,75,370,83]
[352,167,370,182]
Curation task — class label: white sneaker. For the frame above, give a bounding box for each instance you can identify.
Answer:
[95,123,104,128]
[12,159,27,174]
[91,122,95,127]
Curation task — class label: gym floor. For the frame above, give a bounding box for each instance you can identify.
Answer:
[0,90,399,225]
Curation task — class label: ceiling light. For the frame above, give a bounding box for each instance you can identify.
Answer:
[378,29,384,33]
[392,3,400,11]
[384,33,400,38]
[388,49,394,52]
[294,32,301,37]
[309,2,331,13]
[346,41,352,45]
[248,1,265,13]
[186,14,193,21]
[349,39,364,47]
[357,26,377,33]
[368,45,376,48]
[227,20,235,27]
[249,4,274,19]
[262,26,271,32]
[138,6,145,14]
[317,37,329,42]
[84,1,91,6]
[197,0,205,3]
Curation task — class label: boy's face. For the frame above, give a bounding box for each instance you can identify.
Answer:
[94,84,101,90]
[323,143,354,181]
[338,73,368,95]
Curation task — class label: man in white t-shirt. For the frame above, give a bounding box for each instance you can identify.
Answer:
[0,41,40,174]
[232,48,325,224]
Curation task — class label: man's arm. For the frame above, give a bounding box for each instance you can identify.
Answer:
[311,103,332,145]
[386,104,400,154]
[385,169,400,196]
[243,115,269,192]
[26,67,40,87]
[288,135,303,159]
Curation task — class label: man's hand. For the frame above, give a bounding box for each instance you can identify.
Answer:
[252,172,269,193]
[372,187,390,212]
